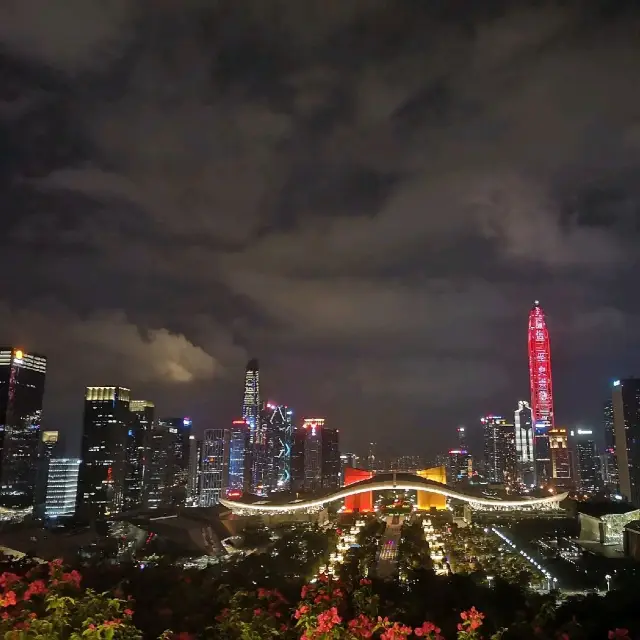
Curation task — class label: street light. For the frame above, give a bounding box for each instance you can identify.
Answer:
[552,577,558,590]
[605,574,612,592]
[487,575,494,588]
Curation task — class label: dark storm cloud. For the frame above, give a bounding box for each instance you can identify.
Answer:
[2,0,640,454]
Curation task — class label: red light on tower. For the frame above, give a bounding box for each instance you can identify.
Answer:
[528,301,554,428]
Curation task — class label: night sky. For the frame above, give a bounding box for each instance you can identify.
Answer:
[2,0,640,458]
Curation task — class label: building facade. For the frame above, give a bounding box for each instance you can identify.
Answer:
[514,400,536,486]
[603,398,618,493]
[613,378,640,505]
[161,417,193,506]
[228,420,248,493]
[199,428,230,506]
[482,415,517,484]
[548,427,573,490]
[571,428,600,494]
[0,348,47,507]
[126,400,154,511]
[263,403,294,492]
[528,302,555,483]
[187,435,201,504]
[301,419,339,492]
[34,430,60,517]
[45,459,80,518]
[78,386,131,519]
[144,421,171,509]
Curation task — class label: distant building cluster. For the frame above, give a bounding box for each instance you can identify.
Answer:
[4,299,640,525]
[0,349,343,522]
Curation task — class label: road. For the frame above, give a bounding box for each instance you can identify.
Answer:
[376,516,403,578]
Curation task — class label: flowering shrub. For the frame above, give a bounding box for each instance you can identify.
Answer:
[0,560,631,639]
[0,560,140,640]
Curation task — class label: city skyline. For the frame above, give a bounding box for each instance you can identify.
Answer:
[4,2,640,455]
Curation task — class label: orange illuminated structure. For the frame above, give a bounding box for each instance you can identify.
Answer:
[416,466,447,510]
[343,467,373,512]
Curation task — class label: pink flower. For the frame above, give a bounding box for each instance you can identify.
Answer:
[0,574,19,588]
[2,591,16,607]
[415,622,441,637]
[609,632,629,640]
[294,605,310,620]
[348,614,375,639]
[124,609,134,617]
[359,578,372,586]
[254,608,262,615]
[316,607,342,633]
[380,622,413,640]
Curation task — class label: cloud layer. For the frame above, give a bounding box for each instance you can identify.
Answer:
[2,0,640,454]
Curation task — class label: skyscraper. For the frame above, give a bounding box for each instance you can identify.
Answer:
[78,386,131,519]
[34,430,60,518]
[301,418,339,491]
[482,415,517,484]
[242,359,260,438]
[571,428,600,494]
[145,421,171,509]
[613,378,640,505]
[603,398,618,493]
[321,427,340,490]
[291,426,306,492]
[187,435,201,504]
[528,302,554,483]
[0,348,47,507]
[548,427,573,490]
[199,428,230,506]
[228,420,248,493]
[126,400,154,511]
[263,403,294,492]
[45,459,80,518]
[514,400,536,486]
[160,417,193,505]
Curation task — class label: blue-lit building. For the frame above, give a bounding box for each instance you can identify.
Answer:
[264,404,294,492]
[228,419,248,493]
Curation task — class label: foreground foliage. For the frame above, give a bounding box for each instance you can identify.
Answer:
[0,558,632,640]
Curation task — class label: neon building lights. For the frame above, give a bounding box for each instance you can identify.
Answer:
[528,301,554,482]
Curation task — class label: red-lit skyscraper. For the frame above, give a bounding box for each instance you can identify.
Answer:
[528,301,554,483]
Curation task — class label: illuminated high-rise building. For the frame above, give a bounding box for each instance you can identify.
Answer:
[548,427,573,490]
[291,426,306,492]
[242,359,262,492]
[448,449,471,484]
[301,419,339,492]
[242,359,260,439]
[228,420,248,493]
[0,348,47,507]
[603,398,618,492]
[34,431,61,518]
[199,428,229,506]
[528,302,554,482]
[514,400,535,486]
[160,416,193,505]
[187,436,202,504]
[126,400,154,511]
[482,415,516,484]
[612,378,640,505]
[571,428,600,494]
[78,386,131,519]
[263,403,294,492]
[44,459,80,518]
